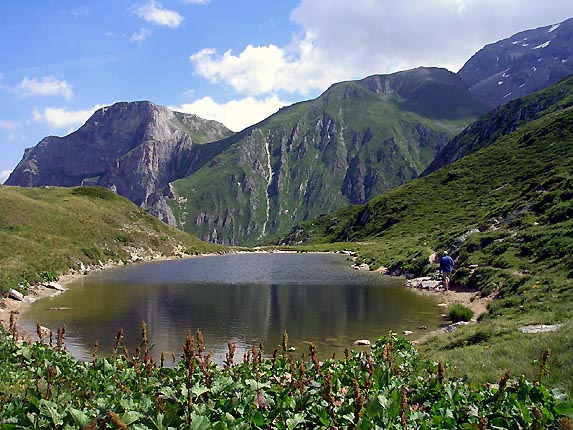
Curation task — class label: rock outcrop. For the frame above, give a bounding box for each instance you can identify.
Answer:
[6,70,486,245]
[5,101,233,215]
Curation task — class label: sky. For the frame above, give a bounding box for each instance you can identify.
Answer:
[2,1,573,183]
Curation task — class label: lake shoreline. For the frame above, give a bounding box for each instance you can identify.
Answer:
[0,252,224,339]
[1,250,490,347]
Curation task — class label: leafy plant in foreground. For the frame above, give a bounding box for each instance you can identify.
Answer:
[1,323,572,429]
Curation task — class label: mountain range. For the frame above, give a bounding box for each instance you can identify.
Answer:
[5,18,573,246]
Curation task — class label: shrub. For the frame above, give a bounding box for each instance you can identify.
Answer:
[449,303,474,322]
[72,186,118,200]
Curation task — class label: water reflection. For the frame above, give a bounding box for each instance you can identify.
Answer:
[22,253,440,364]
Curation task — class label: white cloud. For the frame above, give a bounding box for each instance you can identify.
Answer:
[290,0,573,74]
[1,169,12,184]
[0,121,20,143]
[190,0,573,97]
[130,27,152,42]
[33,104,109,131]
[15,76,74,99]
[190,35,348,96]
[0,120,20,132]
[134,0,184,28]
[171,95,290,132]
[183,0,210,3]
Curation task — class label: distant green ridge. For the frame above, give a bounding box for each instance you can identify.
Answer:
[280,98,573,285]
[423,74,573,175]
[167,67,488,245]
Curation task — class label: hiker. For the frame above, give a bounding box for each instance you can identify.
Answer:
[439,251,454,290]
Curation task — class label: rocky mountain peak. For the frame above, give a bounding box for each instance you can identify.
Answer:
[5,101,233,211]
[458,17,573,108]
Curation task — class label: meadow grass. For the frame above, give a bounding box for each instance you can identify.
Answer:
[0,185,226,293]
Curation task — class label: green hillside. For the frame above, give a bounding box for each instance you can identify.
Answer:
[0,185,226,294]
[167,67,487,245]
[279,87,573,395]
[423,74,573,175]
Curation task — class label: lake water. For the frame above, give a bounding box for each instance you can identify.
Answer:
[22,253,441,364]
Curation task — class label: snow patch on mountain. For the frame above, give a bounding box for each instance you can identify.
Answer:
[533,41,551,50]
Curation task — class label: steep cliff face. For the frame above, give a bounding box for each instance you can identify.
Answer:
[5,101,233,214]
[166,67,488,245]
[458,18,573,108]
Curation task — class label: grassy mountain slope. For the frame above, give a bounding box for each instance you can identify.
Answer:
[167,67,487,245]
[0,186,225,294]
[279,93,573,394]
[423,74,573,175]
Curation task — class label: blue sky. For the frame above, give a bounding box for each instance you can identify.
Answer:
[2,0,573,183]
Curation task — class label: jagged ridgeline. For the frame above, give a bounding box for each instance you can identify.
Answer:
[166,67,487,245]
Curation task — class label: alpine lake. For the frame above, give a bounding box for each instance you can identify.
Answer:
[22,253,443,365]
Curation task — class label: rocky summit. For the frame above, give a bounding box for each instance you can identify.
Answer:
[5,101,233,219]
[458,18,573,108]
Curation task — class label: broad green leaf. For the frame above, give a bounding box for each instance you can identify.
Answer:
[286,413,305,430]
[211,375,234,395]
[69,407,90,427]
[244,379,271,390]
[190,413,210,430]
[39,399,64,427]
[159,385,177,401]
[103,358,114,372]
[555,402,573,416]
[191,382,209,398]
[122,410,144,425]
[151,412,166,430]
[252,410,266,427]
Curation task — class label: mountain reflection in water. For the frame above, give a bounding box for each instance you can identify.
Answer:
[22,253,441,364]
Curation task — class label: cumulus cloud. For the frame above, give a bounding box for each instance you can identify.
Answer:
[190,0,573,97]
[33,104,109,131]
[190,35,348,96]
[290,0,573,74]
[130,27,152,42]
[14,76,74,99]
[171,95,289,131]
[1,169,12,184]
[134,0,184,28]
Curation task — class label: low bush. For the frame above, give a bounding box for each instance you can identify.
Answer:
[449,303,474,322]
